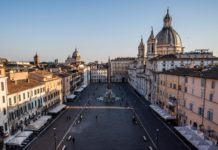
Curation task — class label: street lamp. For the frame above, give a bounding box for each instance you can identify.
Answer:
[156,128,159,150]
[53,127,57,150]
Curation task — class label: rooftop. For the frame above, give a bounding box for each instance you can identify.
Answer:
[7,79,43,94]
[111,57,136,61]
[161,66,218,79]
[55,72,71,78]
[150,53,218,61]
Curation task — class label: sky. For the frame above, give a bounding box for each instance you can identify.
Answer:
[0,0,218,63]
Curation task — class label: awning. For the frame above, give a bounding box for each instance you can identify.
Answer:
[150,104,176,120]
[6,131,33,146]
[67,94,77,99]
[81,84,87,88]
[175,126,218,150]
[48,104,66,114]
[6,137,27,146]
[75,87,84,93]
[17,131,33,137]
[25,115,52,131]
[168,101,176,106]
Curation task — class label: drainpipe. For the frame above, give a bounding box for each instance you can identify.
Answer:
[176,75,180,125]
[201,76,206,127]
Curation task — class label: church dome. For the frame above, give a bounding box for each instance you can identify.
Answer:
[156,27,182,47]
[72,48,80,58]
[156,9,182,49]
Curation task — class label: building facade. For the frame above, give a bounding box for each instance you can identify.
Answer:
[111,57,135,82]
[90,62,107,83]
[56,72,72,102]
[0,67,9,137]
[7,78,45,135]
[29,70,62,110]
[128,9,218,103]
[157,67,218,143]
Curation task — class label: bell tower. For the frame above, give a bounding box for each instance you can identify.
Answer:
[137,36,146,64]
[147,27,157,59]
[34,52,40,67]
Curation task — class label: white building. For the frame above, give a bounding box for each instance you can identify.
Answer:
[7,71,45,135]
[0,67,9,137]
[83,65,91,86]
[90,63,107,83]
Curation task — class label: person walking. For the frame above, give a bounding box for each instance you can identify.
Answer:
[72,136,75,144]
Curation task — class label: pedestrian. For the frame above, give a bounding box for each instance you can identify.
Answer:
[72,136,75,144]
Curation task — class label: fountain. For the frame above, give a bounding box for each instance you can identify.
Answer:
[97,57,120,103]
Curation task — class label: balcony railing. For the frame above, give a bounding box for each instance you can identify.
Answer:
[168,97,177,106]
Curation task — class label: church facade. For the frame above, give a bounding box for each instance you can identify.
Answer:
[128,9,218,114]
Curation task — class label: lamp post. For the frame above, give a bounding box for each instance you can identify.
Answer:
[53,127,57,150]
[156,128,159,150]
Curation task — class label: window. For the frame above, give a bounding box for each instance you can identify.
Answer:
[185,77,188,83]
[2,96,5,103]
[192,89,194,95]
[189,103,193,111]
[207,110,213,121]
[14,96,16,103]
[3,108,6,115]
[198,107,204,116]
[18,95,21,101]
[178,85,182,91]
[9,98,12,106]
[184,87,188,93]
[209,93,213,101]
[1,82,4,91]
[27,92,30,98]
[211,80,215,89]
[173,84,176,89]
[201,78,205,87]
[201,89,205,98]
[170,83,172,88]
[23,93,25,99]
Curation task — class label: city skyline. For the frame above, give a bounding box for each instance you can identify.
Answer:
[0,0,218,63]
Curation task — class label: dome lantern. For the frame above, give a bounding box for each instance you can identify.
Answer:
[163,9,172,28]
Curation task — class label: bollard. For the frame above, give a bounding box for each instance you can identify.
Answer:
[143,136,147,141]
[67,135,72,141]
[62,145,67,150]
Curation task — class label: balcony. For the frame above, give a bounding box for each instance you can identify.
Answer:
[168,97,177,107]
